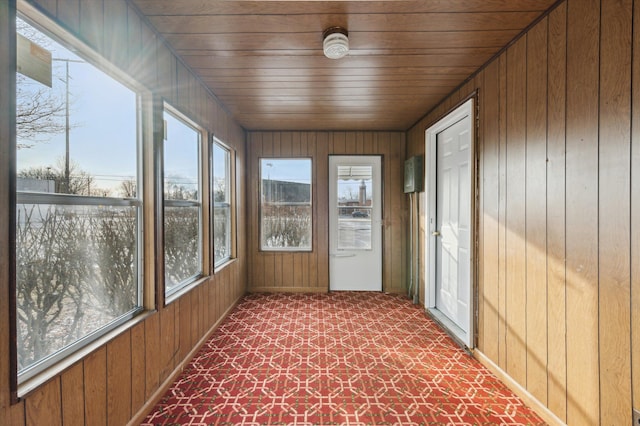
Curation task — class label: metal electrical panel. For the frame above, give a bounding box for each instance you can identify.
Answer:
[404,155,423,193]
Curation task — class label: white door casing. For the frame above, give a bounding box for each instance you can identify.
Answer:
[329,156,382,291]
[425,99,475,348]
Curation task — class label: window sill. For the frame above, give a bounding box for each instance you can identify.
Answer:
[214,257,237,274]
[165,275,210,306]
[17,309,154,399]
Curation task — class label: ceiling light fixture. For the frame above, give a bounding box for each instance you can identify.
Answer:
[323,27,349,60]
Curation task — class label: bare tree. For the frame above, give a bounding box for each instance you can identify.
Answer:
[118,179,137,198]
[16,77,67,147]
[89,209,138,317]
[18,159,97,195]
[164,207,200,286]
[16,19,73,148]
[16,204,90,368]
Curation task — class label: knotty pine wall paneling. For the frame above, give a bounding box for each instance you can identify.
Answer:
[247,131,406,294]
[0,0,247,424]
[407,0,640,423]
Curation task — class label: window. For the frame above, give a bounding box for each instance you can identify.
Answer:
[260,158,312,251]
[212,139,233,267]
[163,106,203,296]
[15,17,142,382]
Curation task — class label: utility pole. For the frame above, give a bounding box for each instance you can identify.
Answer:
[64,60,69,193]
[53,57,84,193]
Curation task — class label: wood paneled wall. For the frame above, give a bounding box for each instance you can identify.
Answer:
[407,0,639,423]
[246,131,407,294]
[0,0,247,425]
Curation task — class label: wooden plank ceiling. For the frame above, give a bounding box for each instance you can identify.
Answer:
[131,0,557,131]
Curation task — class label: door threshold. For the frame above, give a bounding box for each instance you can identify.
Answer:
[426,308,471,354]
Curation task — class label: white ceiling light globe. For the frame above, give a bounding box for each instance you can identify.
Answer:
[323,29,349,59]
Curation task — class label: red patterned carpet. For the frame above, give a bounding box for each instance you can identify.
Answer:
[142,292,544,425]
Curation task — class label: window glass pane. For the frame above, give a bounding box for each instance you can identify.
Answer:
[260,159,312,250]
[213,142,231,266]
[16,203,138,371]
[163,111,199,201]
[164,206,201,291]
[15,17,141,380]
[337,166,373,250]
[213,206,231,265]
[212,143,229,203]
[163,107,202,294]
[16,19,137,196]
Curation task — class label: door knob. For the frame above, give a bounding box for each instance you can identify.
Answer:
[432,231,440,237]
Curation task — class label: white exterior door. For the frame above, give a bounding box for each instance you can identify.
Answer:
[425,99,475,348]
[329,156,382,291]
[436,118,471,330]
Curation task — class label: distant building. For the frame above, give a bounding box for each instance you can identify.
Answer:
[17,177,55,193]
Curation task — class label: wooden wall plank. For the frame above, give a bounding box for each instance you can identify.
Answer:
[79,0,103,52]
[524,18,548,404]
[103,0,128,70]
[565,0,600,423]
[144,312,160,401]
[130,322,146,416]
[26,378,61,426]
[125,3,142,75]
[475,70,485,353]
[391,132,404,292]
[159,302,176,381]
[106,332,132,426]
[61,363,84,426]
[481,59,500,361]
[306,132,318,288]
[598,0,632,422]
[138,24,157,90]
[505,37,527,386]
[34,0,56,17]
[497,52,508,371]
[84,347,107,426]
[545,2,567,420]
[316,132,330,291]
[178,293,192,362]
[57,0,79,33]
[633,0,640,414]
[190,286,200,348]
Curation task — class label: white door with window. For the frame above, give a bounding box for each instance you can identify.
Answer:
[329,156,382,291]
[425,99,475,348]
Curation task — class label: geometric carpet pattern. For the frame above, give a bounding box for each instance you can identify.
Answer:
[142,292,545,425]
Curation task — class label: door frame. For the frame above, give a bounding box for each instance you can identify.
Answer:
[424,98,476,348]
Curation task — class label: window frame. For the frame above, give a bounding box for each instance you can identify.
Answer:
[211,137,235,269]
[13,8,146,388]
[162,103,205,300]
[259,157,313,252]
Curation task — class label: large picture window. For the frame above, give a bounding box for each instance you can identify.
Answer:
[163,106,203,296]
[212,139,232,267]
[260,158,312,251]
[15,17,142,381]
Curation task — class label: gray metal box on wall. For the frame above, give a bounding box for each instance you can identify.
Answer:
[404,155,423,193]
